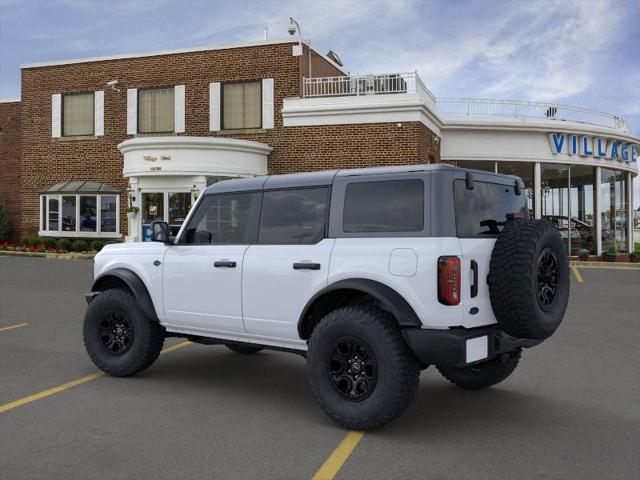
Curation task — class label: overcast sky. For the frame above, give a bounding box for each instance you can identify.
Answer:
[1,0,639,203]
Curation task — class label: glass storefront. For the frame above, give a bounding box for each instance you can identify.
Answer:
[601,169,629,253]
[141,191,193,240]
[453,159,633,255]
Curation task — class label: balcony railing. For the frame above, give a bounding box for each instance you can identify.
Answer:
[437,98,628,131]
[301,74,627,131]
[303,72,436,102]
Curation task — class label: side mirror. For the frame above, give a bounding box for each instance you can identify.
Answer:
[151,221,170,243]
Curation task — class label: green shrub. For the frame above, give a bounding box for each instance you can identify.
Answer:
[71,239,88,252]
[57,238,72,251]
[577,249,589,261]
[0,197,8,242]
[606,244,617,254]
[90,240,106,252]
[37,237,57,249]
[21,237,37,247]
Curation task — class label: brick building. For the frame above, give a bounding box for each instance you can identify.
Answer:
[0,38,637,253]
[0,39,439,243]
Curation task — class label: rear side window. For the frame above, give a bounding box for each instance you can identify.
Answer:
[454,180,528,236]
[180,192,260,244]
[259,188,329,244]
[343,180,424,233]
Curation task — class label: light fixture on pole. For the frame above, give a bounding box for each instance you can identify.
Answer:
[288,17,312,77]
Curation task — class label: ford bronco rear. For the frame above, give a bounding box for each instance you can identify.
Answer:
[84,165,569,430]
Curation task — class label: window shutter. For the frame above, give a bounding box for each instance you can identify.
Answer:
[127,88,137,135]
[174,85,185,133]
[94,91,104,136]
[51,94,61,138]
[262,78,274,129]
[209,82,221,131]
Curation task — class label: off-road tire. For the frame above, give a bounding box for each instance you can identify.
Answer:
[437,349,522,390]
[306,305,420,430]
[83,288,165,377]
[225,344,264,355]
[488,219,569,340]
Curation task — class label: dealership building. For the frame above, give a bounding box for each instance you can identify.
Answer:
[0,38,637,255]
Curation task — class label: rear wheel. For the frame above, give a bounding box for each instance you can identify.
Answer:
[83,288,164,377]
[306,305,420,430]
[437,349,521,390]
[225,344,263,355]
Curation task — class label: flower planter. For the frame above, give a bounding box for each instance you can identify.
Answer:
[630,253,640,263]
[603,253,619,262]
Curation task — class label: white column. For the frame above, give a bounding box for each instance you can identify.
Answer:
[126,177,140,242]
[595,166,602,256]
[534,162,541,219]
[628,171,633,253]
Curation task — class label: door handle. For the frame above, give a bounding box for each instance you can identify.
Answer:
[214,261,237,268]
[470,260,478,298]
[293,262,321,270]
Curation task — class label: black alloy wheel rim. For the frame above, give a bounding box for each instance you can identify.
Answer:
[537,247,559,309]
[328,337,378,402]
[99,310,134,355]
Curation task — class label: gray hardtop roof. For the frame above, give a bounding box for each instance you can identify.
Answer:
[202,164,520,195]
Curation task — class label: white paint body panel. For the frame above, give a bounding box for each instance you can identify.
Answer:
[93,242,167,320]
[162,245,248,334]
[242,239,334,344]
[458,238,499,327]
[328,237,465,329]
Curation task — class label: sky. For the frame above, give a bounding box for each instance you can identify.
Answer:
[1,0,639,202]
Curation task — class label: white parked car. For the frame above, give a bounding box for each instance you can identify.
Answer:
[84,165,570,430]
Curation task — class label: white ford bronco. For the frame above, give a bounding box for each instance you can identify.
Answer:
[84,165,569,430]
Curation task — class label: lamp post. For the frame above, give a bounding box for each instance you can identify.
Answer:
[288,17,312,78]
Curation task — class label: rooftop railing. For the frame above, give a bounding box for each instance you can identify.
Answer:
[303,72,436,103]
[436,98,628,131]
[301,74,627,131]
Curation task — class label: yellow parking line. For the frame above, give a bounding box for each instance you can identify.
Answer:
[0,341,191,415]
[312,431,365,480]
[571,265,584,283]
[0,323,28,333]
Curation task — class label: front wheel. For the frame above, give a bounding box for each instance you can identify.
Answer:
[436,349,522,390]
[306,305,420,430]
[83,288,165,377]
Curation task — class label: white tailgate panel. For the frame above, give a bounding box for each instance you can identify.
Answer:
[458,238,498,328]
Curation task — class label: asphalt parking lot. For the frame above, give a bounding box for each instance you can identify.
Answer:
[0,256,639,480]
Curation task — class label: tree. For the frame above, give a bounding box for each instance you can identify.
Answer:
[0,197,9,242]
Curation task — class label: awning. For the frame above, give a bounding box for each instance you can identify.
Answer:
[41,181,120,194]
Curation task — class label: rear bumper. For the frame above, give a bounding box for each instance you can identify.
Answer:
[402,325,542,368]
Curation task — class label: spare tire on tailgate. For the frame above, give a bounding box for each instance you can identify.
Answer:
[488,219,569,340]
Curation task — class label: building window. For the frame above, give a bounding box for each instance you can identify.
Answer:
[138,88,175,133]
[541,163,570,253]
[222,81,261,130]
[39,193,120,237]
[569,165,596,254]
[62,92,94,136]
[601,169,629,253]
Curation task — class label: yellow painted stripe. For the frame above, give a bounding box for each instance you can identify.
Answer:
[0,341,191,414]
[312,431,365,480]
[571,265,584,283]
[0,323,28,333]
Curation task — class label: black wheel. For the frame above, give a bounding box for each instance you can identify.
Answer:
[306,305,420,430]
[437,349,521,390]
[83,288,164,377]
[488,219,570,339]
[225,344,263,355]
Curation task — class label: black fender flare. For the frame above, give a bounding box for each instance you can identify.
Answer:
[90,268,159,321]
[297,278,422,338]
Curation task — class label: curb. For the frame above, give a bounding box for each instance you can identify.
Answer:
[570,261,640,270]
[0,250,95,260]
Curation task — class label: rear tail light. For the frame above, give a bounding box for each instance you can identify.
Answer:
[438,256,461,305]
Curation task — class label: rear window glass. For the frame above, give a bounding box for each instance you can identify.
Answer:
[259,188,329,244]
[454,180,528,236]
[343,179,424,233]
